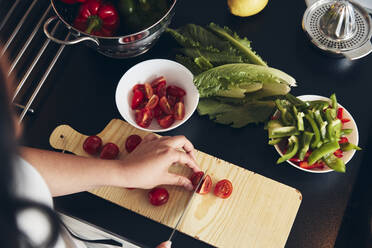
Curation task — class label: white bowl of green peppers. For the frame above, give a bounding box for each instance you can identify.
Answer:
[269,94,360,173]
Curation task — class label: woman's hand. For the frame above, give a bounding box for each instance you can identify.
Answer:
[115,134,200,190]
[157,241,172,248]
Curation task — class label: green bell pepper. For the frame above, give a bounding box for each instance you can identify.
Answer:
[323,153,345,173]
[308,141,340,165]
[340,142,362,151]
[305,113,322,149]
[277,136,299,164]
[298,131,314,160]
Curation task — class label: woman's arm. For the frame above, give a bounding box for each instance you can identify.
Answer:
[21,134,200,197]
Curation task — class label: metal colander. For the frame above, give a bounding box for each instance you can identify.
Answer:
[303,0,372,60]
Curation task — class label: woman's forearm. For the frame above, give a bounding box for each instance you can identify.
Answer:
[20,147,124,197]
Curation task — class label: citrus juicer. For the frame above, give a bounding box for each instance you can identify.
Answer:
[302,0,372,60]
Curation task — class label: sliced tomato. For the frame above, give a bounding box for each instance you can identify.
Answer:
[100,143,119,160]
[148,187,169,206]
[144,83,153,99]
[157,83,167,98]
[135,108,153,128]
[159,96,173,115]
[167,85,186,97]
[174,102,185,120]
[132,84,144,93]
[334,149,343,158]
[83,135,102,155]
[125,134,142,153]
[339,137,349,144]
[153,105,163,119]
[157,115,174,128]
[151,76,166,88]
[131,90,144,110]
[214,179,233,199]
[145,94,159,109]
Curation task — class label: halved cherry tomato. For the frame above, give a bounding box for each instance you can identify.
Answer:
[100,143,119,159]
[153,105,163,119]
[145,95,159,109]
[132,84,144,93]
[135,108,153,128]
[148,187,169,206]
[167,95,177,107]
[159,96,172,115]
[190,172,212,195]
[174,102,185,120]
[144,83,153,99]
[167,85,186,97]
[334,149,343,158]
[339,137,349,144]
[131,90,144,110]
[125,134,142,153]
[150,76,166,88]
[83,135,102,155]
[214,179,233,199]
[157,83,166,98]
[157,115,174,128]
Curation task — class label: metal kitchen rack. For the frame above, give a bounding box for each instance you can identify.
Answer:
[0,0,70,123]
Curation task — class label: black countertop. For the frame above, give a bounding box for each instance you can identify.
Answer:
[5,0,371,247]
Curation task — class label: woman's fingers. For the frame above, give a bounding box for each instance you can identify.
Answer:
[169,150,200,173]
[166,173,193,191]
[156,241,172,248]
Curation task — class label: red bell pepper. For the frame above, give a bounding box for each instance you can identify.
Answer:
[337,107,351,124]
[60,0,86,4]
[73,0,119,37]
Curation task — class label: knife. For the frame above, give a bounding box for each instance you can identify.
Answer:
[168,170,208,242]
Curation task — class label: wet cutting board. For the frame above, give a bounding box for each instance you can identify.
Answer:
[49,119,302,248]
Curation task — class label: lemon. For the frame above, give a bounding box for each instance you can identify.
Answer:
[227,0,269,17]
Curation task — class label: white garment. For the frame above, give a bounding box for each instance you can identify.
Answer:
[14,156,85,248]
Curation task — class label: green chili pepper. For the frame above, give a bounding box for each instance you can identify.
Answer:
[296,112,305,131]
[268,138,282,145]
[323,153,345,173]
[269,126,298,138]
[340,142,362,151]
[305,113,322,149]
[277,136,299,164]
[308,141,340,165]
[298,131,314,160]
[340,129,353,136]
[330,93,338,110]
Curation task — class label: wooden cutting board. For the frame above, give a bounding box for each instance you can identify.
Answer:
[49,119,302,248]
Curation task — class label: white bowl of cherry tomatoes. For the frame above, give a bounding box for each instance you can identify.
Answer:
[115,59,199,132]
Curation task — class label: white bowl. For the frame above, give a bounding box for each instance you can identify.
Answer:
[274,95,359,173]
[115,59,199,132]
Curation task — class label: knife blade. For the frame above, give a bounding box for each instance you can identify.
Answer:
[168,170,208,242]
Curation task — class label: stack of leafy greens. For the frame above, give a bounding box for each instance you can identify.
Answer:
[166,23,297,127]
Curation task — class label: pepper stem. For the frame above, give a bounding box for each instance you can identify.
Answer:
[85,16,101,34]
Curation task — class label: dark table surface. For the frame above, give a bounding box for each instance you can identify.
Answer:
[4,0,372,247]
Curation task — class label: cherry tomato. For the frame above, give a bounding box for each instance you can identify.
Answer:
[144,83,153,99]
[174,102,185,120]
[214,179,233,199]
[159,96,172,115]
[157,83,167,98]
[132,84,144,93]
[148,187,169,206]
[190,171,204,188]
[145,94,159,109]
[125,134,142,153]
[135,108,153,128]
[150,76,166,88]
[167,85,186,97]
[157,115,174,128]
[190,172,212,194]
[83,135,102,155]
[153,105,163,119]
[100,143,119,159]
[167,95,177,107]
[131,90,144,110]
